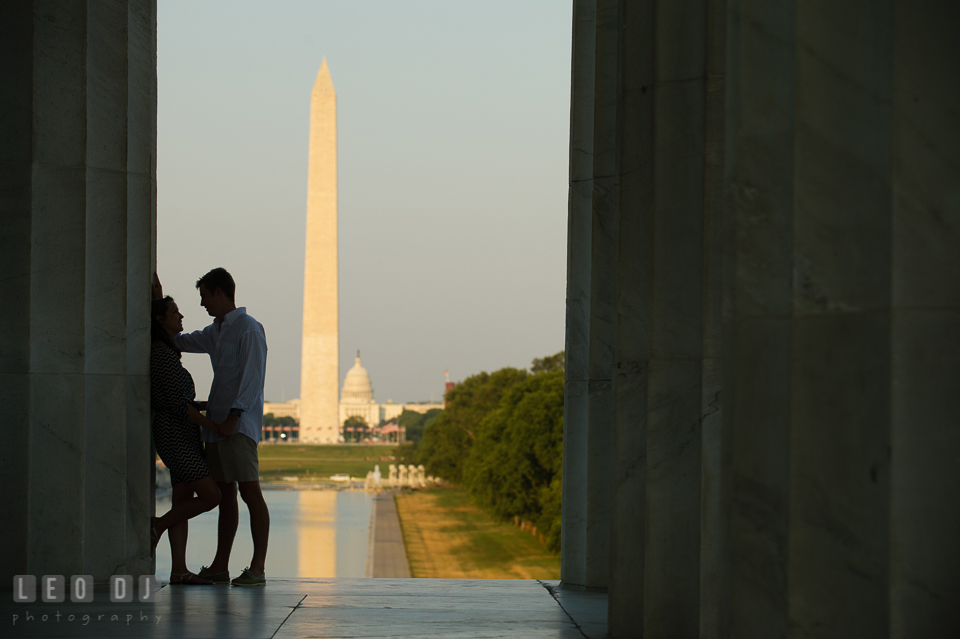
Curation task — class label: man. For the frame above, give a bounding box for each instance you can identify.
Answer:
[173,267,270,587]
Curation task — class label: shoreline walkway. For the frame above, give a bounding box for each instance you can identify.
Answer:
[3,578,607,638]
[371,491,411,578]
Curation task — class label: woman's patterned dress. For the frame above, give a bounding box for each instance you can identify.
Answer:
[150,343,210,485]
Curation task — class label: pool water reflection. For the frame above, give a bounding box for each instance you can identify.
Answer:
[155,489,373,579]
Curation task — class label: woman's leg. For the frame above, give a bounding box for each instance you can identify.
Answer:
[168,484,192,574]
[155,476,221,538]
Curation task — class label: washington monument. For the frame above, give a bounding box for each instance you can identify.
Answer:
[300,59,339,443]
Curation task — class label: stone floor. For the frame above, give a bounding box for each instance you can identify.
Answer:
[4,578,607,638]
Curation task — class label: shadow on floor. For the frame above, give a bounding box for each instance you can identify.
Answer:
[3,578,606,639]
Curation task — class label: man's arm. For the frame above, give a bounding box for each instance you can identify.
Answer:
[174,325,213,354]
[219,413,239,437]
[231,324,267,414]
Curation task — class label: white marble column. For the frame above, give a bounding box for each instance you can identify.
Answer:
[562,0,621,592]
[726,1,960,636]
[0,0,157,583]
[724,0,796,637]
[726,0,797,636]
[607,0,651,630]
[0,0,34,584]
[583,0,729,635]
[567,0,960,637]
[889,0,960,634]
[788,3,894,636]
[561,0,597,590]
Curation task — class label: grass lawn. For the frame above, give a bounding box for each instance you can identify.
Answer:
[395,488,560,580]
[256,444,397,482]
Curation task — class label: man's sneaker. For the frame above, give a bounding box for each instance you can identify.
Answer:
[231,568,266,587]
[196,566,231,585]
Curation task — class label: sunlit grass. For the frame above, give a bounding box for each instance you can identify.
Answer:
[396,488,560,579]
[257,444,397,482]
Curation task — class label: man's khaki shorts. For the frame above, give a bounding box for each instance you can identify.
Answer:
[204,433,260,483]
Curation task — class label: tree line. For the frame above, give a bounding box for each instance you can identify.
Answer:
[263,413,297,427]
[404,352,564,551]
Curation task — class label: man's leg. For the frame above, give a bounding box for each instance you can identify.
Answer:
[206,481,238,573]
[238,480,270,576]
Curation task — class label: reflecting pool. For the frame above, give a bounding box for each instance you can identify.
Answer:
[155,489,373,579]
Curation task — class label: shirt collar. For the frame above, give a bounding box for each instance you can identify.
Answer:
[217,307,246,328]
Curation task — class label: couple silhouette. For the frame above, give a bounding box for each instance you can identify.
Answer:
[150,268,269,587]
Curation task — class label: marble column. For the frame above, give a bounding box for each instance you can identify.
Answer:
[562,0,619,592]
[561,0,596,590]
[566,0,960,637]
[726,1,960,635]
[726,0,797,636]
[616,0,729,633]
[888,0,960,633]
[0,0,157,583]
[787,3,894,636]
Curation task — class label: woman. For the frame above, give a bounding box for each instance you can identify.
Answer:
[150,295,224,585]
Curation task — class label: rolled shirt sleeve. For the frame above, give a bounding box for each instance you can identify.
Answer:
[232,325,267,413]
[174,325,215,354]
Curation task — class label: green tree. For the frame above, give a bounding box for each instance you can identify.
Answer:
[415,353,565,552]
[462,368,565,551]
[263,413,296,427]
[530,351,564,374]
[418,367,527,483]
[343,415,368,443]
[397,408,443,445]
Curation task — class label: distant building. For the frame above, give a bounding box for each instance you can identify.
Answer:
[338,354,442,441]
[262,398,300,442]
[263,398,300,420]
[265,354,443,443]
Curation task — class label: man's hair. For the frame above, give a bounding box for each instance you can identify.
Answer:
[196,267,236,302]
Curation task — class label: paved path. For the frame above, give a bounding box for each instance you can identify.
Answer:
[3,579,607,638]
[372,491,411,578]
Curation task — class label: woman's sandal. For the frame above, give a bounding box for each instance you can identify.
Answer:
[150,517,161,558]
[169,572,214,586]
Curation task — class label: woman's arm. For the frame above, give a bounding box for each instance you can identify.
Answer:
[187,404,221,436]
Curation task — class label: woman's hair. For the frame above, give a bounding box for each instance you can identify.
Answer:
[151,296,180,357]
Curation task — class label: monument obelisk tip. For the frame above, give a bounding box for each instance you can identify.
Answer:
[313,58,335,94]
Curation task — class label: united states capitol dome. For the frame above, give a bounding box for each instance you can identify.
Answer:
[341,352,374,403]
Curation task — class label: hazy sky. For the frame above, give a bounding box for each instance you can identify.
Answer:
[157,1,572,404]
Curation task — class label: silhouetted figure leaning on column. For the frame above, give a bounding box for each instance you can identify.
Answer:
[155,268,271,587]
[149,295,224,584]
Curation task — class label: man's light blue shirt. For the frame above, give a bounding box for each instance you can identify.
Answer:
[175,307,267,444]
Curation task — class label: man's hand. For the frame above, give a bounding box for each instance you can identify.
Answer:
[197,401,207,412]
[220,414,239,438]
[152,272,164,301]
